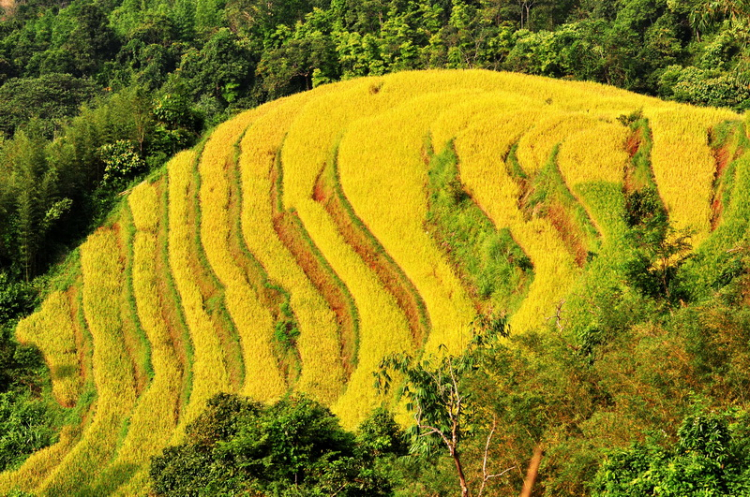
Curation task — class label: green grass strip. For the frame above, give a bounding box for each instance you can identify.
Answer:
[525,144,601,262]
[685,120,750,298]
[425,139,534,316]
[120,204,154,385]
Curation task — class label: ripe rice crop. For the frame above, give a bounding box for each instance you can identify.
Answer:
[451,112,580,333]
[198,109,287,401]
[336,90,477,357]
[318,145,430,347]
[516,113,603,175]
[557,121,629,187]
[119,206,152,396]
[281,83,418,426]
[647,107,736,245]
[239,92,349,407]
[15,291,80,407]
[7,70,747,491]
[38,227,137,495]
[94,181,186,494]
[167,150,231,438]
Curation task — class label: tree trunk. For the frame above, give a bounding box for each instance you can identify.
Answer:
[520,445,544,497]
[451,447,470,497]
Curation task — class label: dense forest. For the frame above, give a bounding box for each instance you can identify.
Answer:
[1,0,750,495]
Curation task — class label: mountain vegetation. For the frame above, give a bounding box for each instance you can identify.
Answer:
[0,70,748,495]
[1,0,750,495]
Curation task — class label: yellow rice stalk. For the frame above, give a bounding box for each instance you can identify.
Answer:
[516,113,603,175]
[118,206,151,398]
[198,109,287,401]
[556,120,629,244]
[16,291,80,407]
[99,181,184,494]
[557,120,629,186]
[646,106,737,245]
[6,71,746,487]
[336,90,477,357]
[129,180,159,233]
[239,92,351,407]
[37,227,137,495]
[430,92,539,150]
[167,151,231,439]
[284,82,474,426]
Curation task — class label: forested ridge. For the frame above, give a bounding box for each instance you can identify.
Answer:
[2,0,750,496]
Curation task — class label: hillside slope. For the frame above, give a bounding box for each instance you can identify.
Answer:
[2,69,746,495]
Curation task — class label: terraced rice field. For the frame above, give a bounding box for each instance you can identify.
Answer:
[2,69,745,495]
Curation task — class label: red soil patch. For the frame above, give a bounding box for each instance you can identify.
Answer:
[0,0,15,17]
[623,128,643,195]
[625,128,642,159]
[547,202,589,267]
[710,143,732,231]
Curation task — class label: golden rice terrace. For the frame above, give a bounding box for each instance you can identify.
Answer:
[4,69,748,495]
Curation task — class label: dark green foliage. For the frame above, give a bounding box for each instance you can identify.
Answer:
[0,391,56,471]
[622,142,689,303]
[0,275,39,392]
[624,176,663,243]
[376,323,509,497]
[0,273,36,326]
[593,409,750,496]
[176,28,257,120]
[0,74,98,137]
[0,275,57,474]
[624,187,666,232]
[273,300,300,349]
[99,140,146,191]
[623,228,692,302]
[150,393,404,496]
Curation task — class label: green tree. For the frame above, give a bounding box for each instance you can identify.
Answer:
[63,2,120,77]
[0,74,99,137]
[376,319,512,497]
[150,393,403,496]
[2,124,71,280]
[593,409,750,496]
